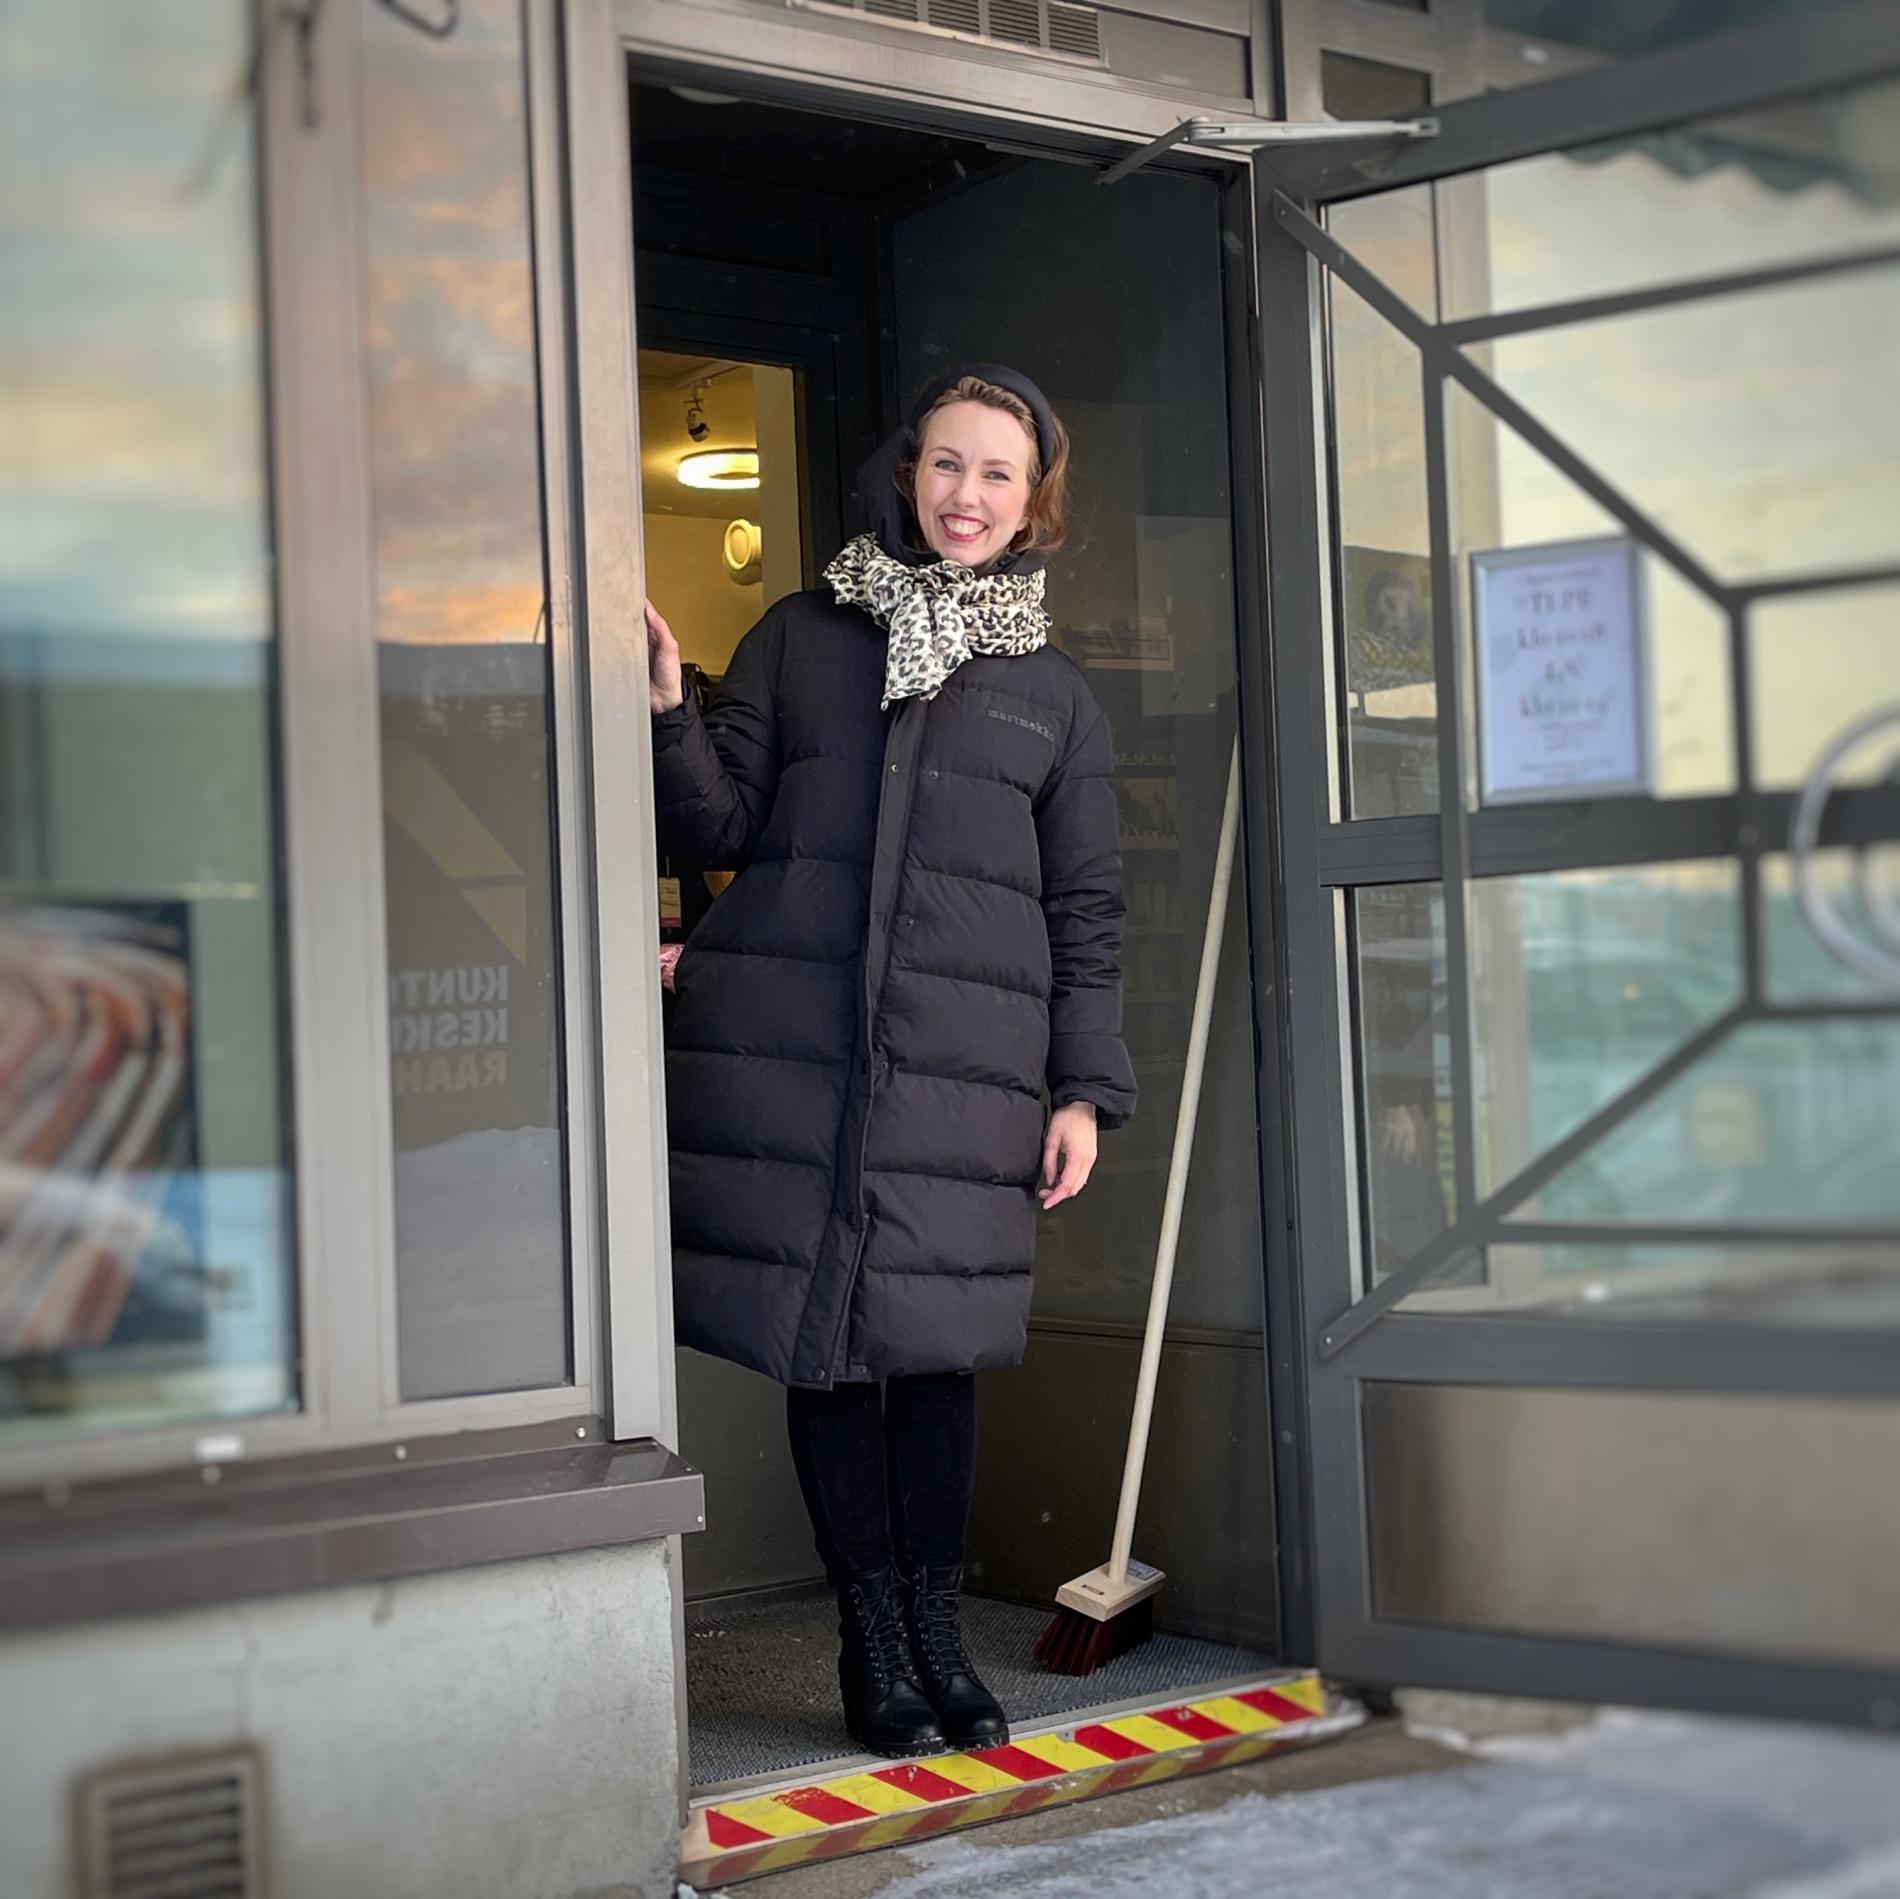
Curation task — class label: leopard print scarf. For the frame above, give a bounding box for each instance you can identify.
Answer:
[824,532,1050,711]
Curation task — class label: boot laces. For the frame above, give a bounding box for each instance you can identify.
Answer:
[848,1582,914,1691]
[914,1584,971,1677]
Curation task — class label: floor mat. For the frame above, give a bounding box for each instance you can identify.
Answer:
[687,1588,1277,1789]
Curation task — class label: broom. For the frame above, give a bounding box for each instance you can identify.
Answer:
[1034,739,1243,1676]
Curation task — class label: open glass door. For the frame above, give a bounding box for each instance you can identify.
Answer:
[1253,14,1900,1727]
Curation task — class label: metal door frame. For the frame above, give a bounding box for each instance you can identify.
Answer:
[1253,0,1900,1722]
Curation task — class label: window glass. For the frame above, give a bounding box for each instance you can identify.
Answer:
[1402,1011,1900,1329]
[0,4,295,1439]
[1445,382,1737,801]
[1766,850,1900,1006]
[1548,1036,1900,1217]
[1442,77,1900,320]
[1752,586,1900,792]
[1485,268,1899,587]
[1480,0,1865,75]
[359,0,570,1400]
[1472,862,1742,1196]
[1423,1240,1900,1328]
[1321,52,1432,123]
[1354,883,1454,1283]
[1332,282,1441,819]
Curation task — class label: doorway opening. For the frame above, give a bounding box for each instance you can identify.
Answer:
[630,77,1301,1804]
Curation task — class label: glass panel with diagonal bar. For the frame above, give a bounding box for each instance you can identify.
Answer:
[1307,62,1900,1336]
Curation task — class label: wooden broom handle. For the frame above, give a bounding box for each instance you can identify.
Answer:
[1109,739,1243,1587]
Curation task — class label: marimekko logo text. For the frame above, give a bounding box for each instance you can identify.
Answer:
[987,707,1057,743]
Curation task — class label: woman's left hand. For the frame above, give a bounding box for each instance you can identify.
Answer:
[1039,1102,1098,1210]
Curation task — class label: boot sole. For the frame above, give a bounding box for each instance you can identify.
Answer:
[847,1728,951,1760]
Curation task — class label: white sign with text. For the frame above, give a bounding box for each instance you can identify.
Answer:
[1472,535,1653,805]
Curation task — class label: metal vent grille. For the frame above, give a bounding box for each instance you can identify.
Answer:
[797,0,1102,64]
[925,0,980,32]
[1046,0,1100,59]
[77,1749,264,1899]
[984,0,1043,48]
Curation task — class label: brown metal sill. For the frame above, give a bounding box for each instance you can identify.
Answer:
[0,1420,703,1633]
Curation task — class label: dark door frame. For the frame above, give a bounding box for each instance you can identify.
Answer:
[624,58,1302,1661]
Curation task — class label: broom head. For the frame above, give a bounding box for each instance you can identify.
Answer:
[1032,1559,1164,1677]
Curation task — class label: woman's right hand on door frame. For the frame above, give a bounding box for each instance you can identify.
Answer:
[646,598,684,714]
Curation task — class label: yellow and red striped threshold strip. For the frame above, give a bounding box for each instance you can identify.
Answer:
[681,1673,1352,1888]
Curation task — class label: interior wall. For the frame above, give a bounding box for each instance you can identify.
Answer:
[639,355,782,675]
[755,364,805,606]
[643,512,760,674]
[677,1348,817,1597]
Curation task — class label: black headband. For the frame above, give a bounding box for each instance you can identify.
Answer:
[905,363,1058,473]
[853,362,1060,576]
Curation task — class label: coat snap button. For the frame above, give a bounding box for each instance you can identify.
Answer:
[889,763,902,775]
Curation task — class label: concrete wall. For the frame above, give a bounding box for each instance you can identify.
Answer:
[0,1541,683,1899]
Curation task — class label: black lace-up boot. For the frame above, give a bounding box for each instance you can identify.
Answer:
[836,1566,946,1759]
[902,1562,1009,1748]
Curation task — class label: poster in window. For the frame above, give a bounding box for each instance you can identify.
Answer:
[1472,535,1654,805]
[0,900,202,1359]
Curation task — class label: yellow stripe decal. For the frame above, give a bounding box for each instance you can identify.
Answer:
[753,1837,821,1872]
[711,1794,827,1839]
[859,1812,926,1847]
[818,1772,933,1815]
[1195,1695,1283,1735]
[1099,1713,1204,1754]
[1277,1676,1328,1715]
[1011,1733,1117,1775]
[920,1753,1035,1794]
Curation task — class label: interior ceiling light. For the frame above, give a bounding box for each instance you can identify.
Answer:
[679,449,760,490]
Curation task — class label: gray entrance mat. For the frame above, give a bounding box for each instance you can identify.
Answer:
[687,1587,1276,1789]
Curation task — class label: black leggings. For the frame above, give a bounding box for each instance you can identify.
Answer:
[786,1372,977,1584]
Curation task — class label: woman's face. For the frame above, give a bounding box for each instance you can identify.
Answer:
[912,400,1035,568]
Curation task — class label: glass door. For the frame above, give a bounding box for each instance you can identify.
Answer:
[1254,17,1900,1725]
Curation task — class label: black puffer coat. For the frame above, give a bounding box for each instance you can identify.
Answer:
[654,589,1135,1389]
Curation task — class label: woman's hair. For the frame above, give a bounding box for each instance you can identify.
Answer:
[895,375,1070,557]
